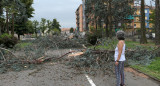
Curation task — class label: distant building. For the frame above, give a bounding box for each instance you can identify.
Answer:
[133,6,154,29]
[76,4,84,32]
[61,28,75,35]
[61,28,71,35]
[82,0,86,30]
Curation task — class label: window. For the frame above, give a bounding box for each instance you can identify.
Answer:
[139,11,141,14]
[134,24,136,28]
[145,17,147,20]
[145,10,147,13]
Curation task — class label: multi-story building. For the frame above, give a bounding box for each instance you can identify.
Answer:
[77,0,154,35]
[76,4,83,32]
[133,6,154,29]
[82,0,86,31]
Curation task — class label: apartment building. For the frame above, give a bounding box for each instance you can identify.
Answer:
[82,0,86,30]
[133,6,154,29]
[76,4,83,32]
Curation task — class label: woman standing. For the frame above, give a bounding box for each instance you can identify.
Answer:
[114,30,126,86]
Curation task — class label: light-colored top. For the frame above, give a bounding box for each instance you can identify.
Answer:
[114,44,126,61]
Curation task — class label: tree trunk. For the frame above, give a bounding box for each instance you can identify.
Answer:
[108,0,112,38]
[11,13,14,36]
[85,16,89,31]
[35,30,38,38]
[6,9,9,34]
[0,26,2,35]
[0,0,2,16]
[96,20,98,31]
[18,34,20,40]
[140,0,147,44]
[155,0,160,45]
[105,18,109,38]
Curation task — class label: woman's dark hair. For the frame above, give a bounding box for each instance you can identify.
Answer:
[116,30,125,40]
[117,37,125,40]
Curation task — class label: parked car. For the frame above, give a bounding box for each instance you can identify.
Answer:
[138,33,155,39]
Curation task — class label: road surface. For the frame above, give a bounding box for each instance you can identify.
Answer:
[0,62,159,86]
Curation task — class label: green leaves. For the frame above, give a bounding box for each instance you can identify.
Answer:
[52,19,61,31]
[40,18,47,34]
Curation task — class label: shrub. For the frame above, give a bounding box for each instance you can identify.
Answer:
[70,27,74,33]
[0,33,18,48]
[87,27,103,45]
[87,33,98,45]
[52,28,61,35]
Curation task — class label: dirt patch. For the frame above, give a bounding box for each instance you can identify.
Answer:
[125,67,149,78]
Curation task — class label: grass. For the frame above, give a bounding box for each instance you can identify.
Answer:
[125,40,156,50]
[131,57,160,80]
[15,42,32,49]
[88,40,156,50]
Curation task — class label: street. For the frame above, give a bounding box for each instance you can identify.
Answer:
[0,61,159,86]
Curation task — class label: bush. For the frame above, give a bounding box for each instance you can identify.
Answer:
[52,29,61,35]
[70,27,74,33]
[87,27,103,45]
[0,33,18,48]
[87,33,98,45]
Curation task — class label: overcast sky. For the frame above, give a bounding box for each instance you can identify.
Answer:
[31,0,154,28]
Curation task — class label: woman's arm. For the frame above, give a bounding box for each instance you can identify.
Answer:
[117,41,124,61]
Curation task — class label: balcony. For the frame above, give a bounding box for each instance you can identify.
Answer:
[133,14,141,17]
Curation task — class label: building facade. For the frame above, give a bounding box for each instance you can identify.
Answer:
[82,0,86,31]
[133,6,154,29]
[76,4,83,32]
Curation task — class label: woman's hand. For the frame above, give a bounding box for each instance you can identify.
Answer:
[115,61,119,66]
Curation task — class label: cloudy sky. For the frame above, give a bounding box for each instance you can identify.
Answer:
[31,0,154,28]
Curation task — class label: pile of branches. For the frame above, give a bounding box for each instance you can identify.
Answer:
[32,36,84,49]
[68,49,115,75]
[16,35,85,59]
[0,35,86,73]
[68,41,160,75]
[126,46,160,65]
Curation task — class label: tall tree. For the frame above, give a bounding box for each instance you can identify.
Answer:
[46,20,52,33]
[155,0,160,45]
[33,20,39,37]
[40,18,47,35]
[20,0,34,18]
[52,19,61,31]
[85,0,134,38]
[140,0,147,44]
[0,0,3,35]
[2,0,12,34]
[108,0,112,38]
[0,0,2,15]
[26,20,34,34]
[15,0,34,39]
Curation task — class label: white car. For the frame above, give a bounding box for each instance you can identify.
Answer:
[152,33,155,38]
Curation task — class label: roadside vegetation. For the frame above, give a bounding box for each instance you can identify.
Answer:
[131,57,160,80]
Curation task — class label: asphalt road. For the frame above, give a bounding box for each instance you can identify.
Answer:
[0,62,159,86]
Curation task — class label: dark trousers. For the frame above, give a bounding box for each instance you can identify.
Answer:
[115,61,125,86]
